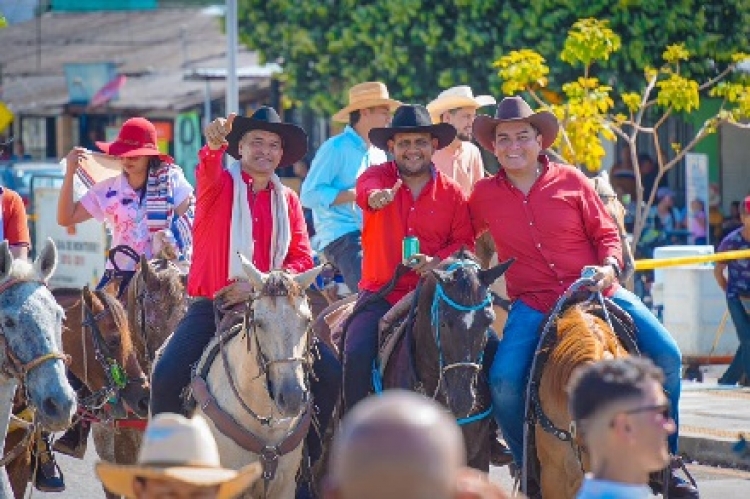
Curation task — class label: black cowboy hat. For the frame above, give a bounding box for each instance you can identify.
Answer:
[473,96,559,151]
[225,106,308,166]
[369,104,456,151]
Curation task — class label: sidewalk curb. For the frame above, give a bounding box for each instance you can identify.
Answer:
[680,434,750,470]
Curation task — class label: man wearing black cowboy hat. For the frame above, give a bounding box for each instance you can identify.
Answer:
[340,104,479,412]
[150,107,341,475]
[469,96,696,498]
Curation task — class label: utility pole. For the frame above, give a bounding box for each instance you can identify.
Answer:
[226,0,238,115]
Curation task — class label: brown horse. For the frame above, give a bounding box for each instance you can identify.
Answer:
[3,286,148,498]
[532,300,633,499]
[377,251,513,471]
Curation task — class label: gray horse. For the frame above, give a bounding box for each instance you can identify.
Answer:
[0,239,77,496]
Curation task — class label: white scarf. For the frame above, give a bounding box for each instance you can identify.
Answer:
[228,162,291,280]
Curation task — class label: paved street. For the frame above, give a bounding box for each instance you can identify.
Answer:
[26,435,750,498]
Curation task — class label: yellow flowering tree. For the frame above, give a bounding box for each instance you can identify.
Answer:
[494,18,750,250]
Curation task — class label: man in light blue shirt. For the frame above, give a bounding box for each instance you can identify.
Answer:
[301,82,400,292]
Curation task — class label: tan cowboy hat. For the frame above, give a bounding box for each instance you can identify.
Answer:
[473,96,559,151]
[332,82,402,123]
[96,413,261,499]
[426,86,497,124]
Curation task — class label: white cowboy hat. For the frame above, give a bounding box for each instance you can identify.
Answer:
[95,413,261,499]
[332,81,402,123]
[426,86,497,124]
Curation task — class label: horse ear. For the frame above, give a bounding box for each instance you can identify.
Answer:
[293,265,323,290]
[0,241,12,280]
[239,252,266,289]
[82,285,94,308]
[478,257,515,287]
[34,238,58,282]
[140,253,155,285]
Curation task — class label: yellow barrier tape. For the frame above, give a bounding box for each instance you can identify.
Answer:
[635,249,750,271]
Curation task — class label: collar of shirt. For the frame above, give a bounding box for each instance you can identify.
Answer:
[495,154,549,184]
[343,125,368,152]
[240,171,275,192]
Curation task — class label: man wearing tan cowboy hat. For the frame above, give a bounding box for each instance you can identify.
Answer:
[151,107,341,478]
[301,82,400,294]
[96,413,260,498]
[341,104,484,412]
[427,85,495,196]
[469,96,696,498]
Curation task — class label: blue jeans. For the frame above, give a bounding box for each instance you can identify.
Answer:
[489,288,682,465]
[719,296,750,384]
[323,231,363,293]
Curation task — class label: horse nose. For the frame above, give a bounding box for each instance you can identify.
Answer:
[41,395,75,429]
[276,383,305,417]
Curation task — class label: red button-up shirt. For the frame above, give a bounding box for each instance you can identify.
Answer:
[188,145,314,298]
[357,161,475,304]
[469,156,622,313]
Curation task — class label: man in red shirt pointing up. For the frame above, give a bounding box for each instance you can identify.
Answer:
[342,104,478,412]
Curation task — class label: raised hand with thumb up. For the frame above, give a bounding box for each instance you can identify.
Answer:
[205,113,237,150]
[368,178,403,210]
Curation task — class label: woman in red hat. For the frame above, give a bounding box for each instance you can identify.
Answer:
[58,117,194,295]
[49,118,194,492]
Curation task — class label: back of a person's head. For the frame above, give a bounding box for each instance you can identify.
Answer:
[326,390,466,499]
[568,357,664,424]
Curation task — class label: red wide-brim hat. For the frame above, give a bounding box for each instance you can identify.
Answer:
[96,117,174,163]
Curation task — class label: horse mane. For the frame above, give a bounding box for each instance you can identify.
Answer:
[261,271,303,298]
[147,259,185,298]
[544,305,623,409]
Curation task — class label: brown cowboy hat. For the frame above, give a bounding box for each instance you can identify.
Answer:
[332,82,402,123]
[96,414,260,499]
[473,96,559,151]
[225,106,308,166]
[369,104,456,151]
[96,117,175,163]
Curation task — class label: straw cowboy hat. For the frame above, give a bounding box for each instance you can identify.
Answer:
[225,106,308,166]
[96,117,174,163]
[473,96,560,151]
[426,86,496,124]
[369,104,456,151]
[96,414,261,499]
[332,82,402,123]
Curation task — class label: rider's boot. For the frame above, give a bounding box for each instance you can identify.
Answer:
[53,418,91,459]
[32,431,65,492]
[649,455,700,499]
[489,421,514,467]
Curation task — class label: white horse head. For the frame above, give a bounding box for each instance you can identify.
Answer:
[240,254,322,417]
[0,239,76,430]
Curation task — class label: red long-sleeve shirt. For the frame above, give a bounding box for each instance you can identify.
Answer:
[187,146,313,298]
[357,161,475,304]
[469,156,622,313]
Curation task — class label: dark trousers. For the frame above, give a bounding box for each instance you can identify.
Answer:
[150,298,341,462]
[342,292,391,412]
[323,231,363,294]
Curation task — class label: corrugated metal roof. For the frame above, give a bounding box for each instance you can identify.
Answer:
[0,7,271,115]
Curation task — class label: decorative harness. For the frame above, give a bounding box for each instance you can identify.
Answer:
[190,279,314,495]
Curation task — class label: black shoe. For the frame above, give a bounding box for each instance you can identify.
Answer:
[53,419,91,459]
[649,456,699,499]
[32,433,65,492]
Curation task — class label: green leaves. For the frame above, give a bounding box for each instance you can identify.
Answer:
[561,19,621,68]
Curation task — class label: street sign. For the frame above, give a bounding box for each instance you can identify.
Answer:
[32,176,108,289]
[685,153,710,244]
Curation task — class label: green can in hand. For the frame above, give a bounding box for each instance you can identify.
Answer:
[403,236,420,261]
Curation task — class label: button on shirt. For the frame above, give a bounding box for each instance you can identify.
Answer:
[188,146,313,298]
[300,125,387,251]
[431,139,485,196]
[357,161,474,304]
[469,156,622,313]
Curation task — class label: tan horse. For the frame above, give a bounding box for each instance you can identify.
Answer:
[534,302,631,498]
